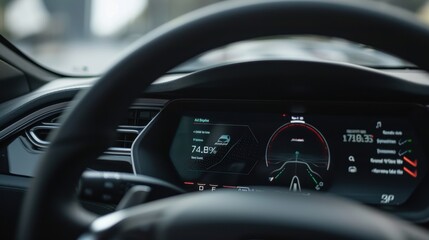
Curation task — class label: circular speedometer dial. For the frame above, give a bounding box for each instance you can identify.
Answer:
[265,122,330,192]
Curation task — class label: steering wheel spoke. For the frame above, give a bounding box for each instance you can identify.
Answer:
[80,197,171,240]
[80,190,429,240]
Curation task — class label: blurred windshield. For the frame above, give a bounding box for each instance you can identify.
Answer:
[0,0,428,75]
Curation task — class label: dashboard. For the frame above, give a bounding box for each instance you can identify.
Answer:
[134,100,429,209]
[3,59,429,239]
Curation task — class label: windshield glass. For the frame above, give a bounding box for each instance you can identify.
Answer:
[0,0,427,75]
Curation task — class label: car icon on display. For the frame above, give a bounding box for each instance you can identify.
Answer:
[215,135,231,146]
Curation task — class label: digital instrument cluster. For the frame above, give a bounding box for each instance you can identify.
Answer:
[168,101,428,206]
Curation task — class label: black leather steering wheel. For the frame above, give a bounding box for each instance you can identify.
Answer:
[17,0,429,239]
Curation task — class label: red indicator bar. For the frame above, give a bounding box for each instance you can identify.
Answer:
[223,185,237,189]
[403,167,418,178]
[183,182,194,185]
[403,156,418,167]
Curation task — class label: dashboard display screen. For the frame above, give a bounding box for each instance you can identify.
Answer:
[169,104,427,206]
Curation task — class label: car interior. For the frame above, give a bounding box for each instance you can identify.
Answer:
[2,0,429,239]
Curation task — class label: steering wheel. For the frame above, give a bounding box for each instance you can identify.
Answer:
[17,0,429,239]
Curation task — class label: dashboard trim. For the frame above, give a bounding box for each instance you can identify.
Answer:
[0,102,68,141]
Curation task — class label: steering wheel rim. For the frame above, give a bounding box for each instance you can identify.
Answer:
[17,0,429,239]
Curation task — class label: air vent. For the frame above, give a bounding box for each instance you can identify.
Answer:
[31,126,53,142]
[111,130,139,149]
[120,108,159,127]
[27,107,160,153]
[28,126,56,146]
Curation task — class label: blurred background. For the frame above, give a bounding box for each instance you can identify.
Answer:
[0,0,427,75]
